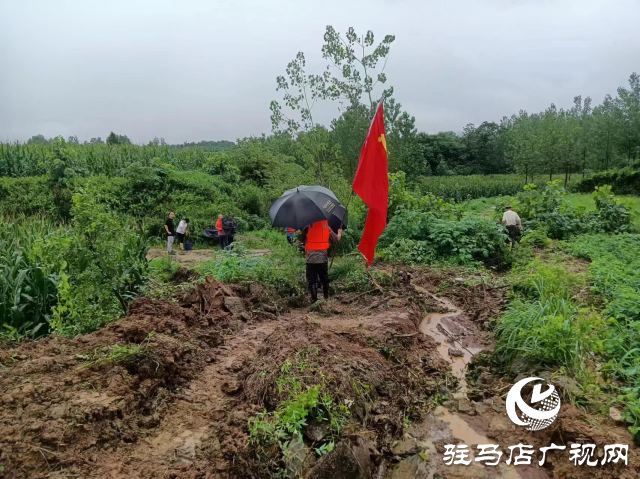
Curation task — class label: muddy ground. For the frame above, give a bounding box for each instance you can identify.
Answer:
[0,268,637,479]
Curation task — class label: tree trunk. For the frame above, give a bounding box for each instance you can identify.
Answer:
[605,130,611,170]
[564,168,569,188]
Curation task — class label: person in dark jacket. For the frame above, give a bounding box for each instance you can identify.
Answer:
[222,216,237,248]
[164,211,176,255]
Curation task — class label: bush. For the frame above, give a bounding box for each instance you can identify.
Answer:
[203,155,241,183]
[0,176,56,217]
[520,227,551,249]
[569,234,640,437]
[379,209,509,266]
[496,181,632,239]
[588,185,631,233]
[574,166,640,195]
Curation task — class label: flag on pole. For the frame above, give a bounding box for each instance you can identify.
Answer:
[352,102,388,266]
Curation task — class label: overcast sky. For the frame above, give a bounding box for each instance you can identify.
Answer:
[1,0,639,144]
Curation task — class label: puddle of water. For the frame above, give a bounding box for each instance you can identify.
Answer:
[435,406,496,445]
[421,408,522,479]
[415,285,523,478]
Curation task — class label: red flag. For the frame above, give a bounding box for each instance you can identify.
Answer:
[352,103,388,266]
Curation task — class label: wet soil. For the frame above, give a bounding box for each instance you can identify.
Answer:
[0,270,637,479]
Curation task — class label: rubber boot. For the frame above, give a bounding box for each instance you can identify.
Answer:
[322,283,329,300]
[309,283,318,303]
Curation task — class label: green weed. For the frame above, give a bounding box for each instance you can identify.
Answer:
[80,333,154,369]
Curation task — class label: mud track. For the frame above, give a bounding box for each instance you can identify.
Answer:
[0,271,637,479]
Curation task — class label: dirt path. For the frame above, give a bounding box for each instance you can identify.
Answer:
[89,317,289,478]
[147,247,271,268]
[1,272,638,479]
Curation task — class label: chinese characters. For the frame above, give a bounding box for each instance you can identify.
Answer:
[444,443,628,467]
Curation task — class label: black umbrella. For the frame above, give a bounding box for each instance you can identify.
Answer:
[269,185,347,231]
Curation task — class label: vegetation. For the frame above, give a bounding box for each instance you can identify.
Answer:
[2,23,640,451]
[575,162,640,195]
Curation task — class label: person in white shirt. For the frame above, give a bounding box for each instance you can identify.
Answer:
[176,218,189,251]
[501,206,522,248]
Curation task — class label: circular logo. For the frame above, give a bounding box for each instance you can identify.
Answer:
[505,377,560,431]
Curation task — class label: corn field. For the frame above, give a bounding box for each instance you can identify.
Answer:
[417,173,581,202]
[0,141,214,177]
[0,217,59,338]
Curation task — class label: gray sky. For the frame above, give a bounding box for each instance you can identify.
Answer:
[1,0,639,144]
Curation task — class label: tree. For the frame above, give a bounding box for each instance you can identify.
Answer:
[615,72,640,164]
[505,111,541,183]
[320,26,395,109]
[460,122,509,174]
[26,134,50,145]
[574,96,593,177]
[414,132,464,176]
[106,132,131,145]
[271,26,402,183]
[592,95,619,171]
[67,135,79,144]
[330,103,371,179]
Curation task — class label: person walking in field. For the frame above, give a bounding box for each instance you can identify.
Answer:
[164,211,176,254]
[216,214,228,250]
[501,205,522,248]
[302,220,342,303]
[176,218,189,252]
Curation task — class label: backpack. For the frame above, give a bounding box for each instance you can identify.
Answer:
[222,216,237,235]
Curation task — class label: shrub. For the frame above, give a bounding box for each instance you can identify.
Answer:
[496,181,632,239]
[574,166,640,195]
[0,176,56,217]
[379,209,509,265]
[589,185,631,233]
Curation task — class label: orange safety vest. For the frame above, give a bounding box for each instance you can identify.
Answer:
[305,220,330,253]
[216,219,225,235]
[286,228,295,234]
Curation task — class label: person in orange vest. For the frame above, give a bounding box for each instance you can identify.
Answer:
[303,220,342,303]
[286,227,296,244]
[215,214,228,250]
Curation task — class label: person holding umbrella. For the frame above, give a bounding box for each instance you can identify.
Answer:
[269,185,347,303]
[301,221,342,302]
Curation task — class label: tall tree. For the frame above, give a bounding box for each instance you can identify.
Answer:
[592,95,619,171]
[505,111,540,183]
[320,26,395,108]
[615,72,640,164]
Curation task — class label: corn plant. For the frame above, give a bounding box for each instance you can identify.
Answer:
[0,217,59,339]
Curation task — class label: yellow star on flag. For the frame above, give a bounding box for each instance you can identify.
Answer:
[378,133,387,153]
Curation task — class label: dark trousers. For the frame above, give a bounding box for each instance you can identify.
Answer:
[306,262,329,301]
[506,225,520,243]
[219,234,228,250]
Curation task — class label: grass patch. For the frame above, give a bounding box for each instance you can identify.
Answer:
[78,333,154,369]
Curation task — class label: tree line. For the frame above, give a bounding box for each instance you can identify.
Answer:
[16,26,640,186]
[269,26,640,184]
